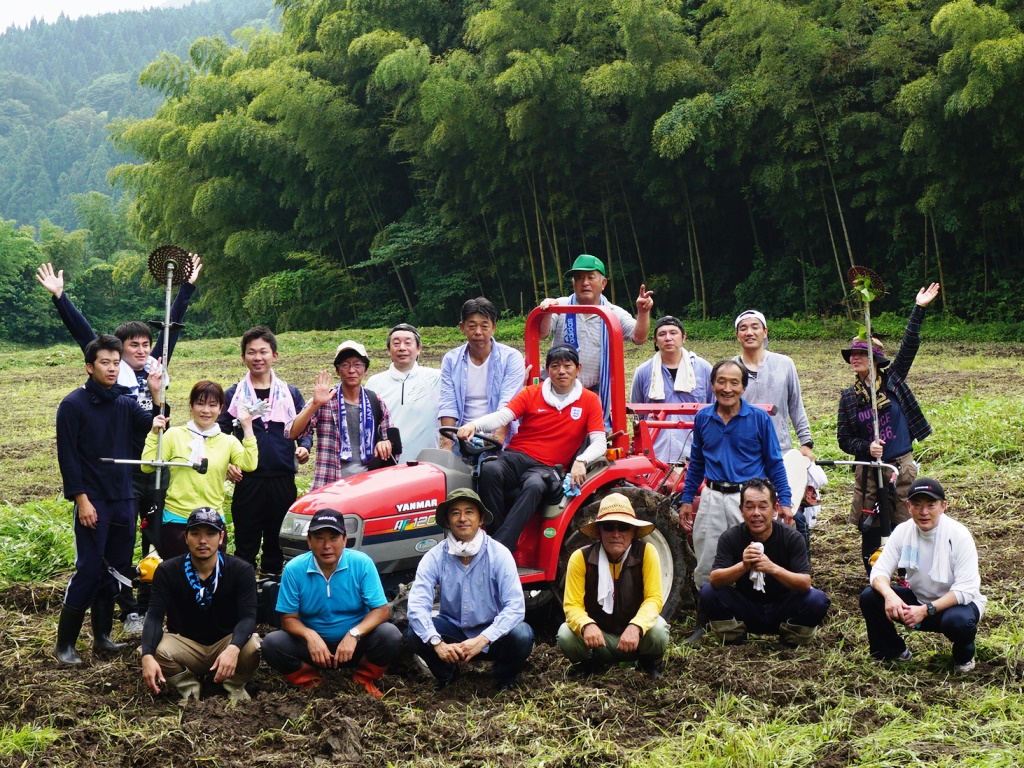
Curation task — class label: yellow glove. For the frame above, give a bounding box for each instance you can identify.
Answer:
[868,546,884,567]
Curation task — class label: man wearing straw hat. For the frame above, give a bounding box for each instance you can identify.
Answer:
[702,479,830,647]
[837,283,939,573]
[406,489,534,692]
[557,493,669,677]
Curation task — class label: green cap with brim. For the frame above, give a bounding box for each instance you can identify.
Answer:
[435,488,494,528]
[564,254,606,278]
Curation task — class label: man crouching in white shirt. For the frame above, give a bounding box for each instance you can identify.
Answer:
[860,477,985,672]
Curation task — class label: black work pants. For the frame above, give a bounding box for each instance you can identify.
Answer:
[232,473,297,575]
[479,450,560,552]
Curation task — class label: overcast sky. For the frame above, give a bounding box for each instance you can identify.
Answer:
[1,0,186,32]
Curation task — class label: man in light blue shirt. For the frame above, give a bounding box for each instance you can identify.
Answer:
[262,509,401,698]
[630,316,712,463]
[438,297,525,451]
[406,489,534,692]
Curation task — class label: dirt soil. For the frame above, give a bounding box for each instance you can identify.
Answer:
[2,340,1023,766]
[4,492,1022,767]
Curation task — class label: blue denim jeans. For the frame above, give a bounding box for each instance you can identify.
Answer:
[859,585,979,664]
[406,615,534,685]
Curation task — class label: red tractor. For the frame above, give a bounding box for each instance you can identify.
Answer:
[279,305,700,624]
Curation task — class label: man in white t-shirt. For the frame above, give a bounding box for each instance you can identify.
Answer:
[366,324,441,463]
[439,297,525,451]
[538,254,653,424]
[860,477,985,673]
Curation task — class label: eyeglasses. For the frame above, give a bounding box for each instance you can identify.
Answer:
[338,361,366,371]
[599,522,634,533]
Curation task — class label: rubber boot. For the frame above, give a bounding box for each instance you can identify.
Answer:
[683,609,707,646]
[710,618,748,645]
[352,659,388,699]
[54,605,86,665]
[779,621,817,648]
[167,669,202,705]
[283,662,323,690]
[638,655,664,680]
[222,679,252,705]
[91,597,128,654]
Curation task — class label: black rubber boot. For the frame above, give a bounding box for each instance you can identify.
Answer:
[684,608,707,645]
[54,605,86,665]
[91,597,128,654]
[638,656,664,680]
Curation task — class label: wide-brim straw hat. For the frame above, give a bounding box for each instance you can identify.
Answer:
[579,492,655,539]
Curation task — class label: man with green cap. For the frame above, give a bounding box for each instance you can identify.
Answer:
[539,254,654,423]
[406,489,534,692]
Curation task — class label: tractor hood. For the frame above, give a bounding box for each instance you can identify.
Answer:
[281,462,449,556]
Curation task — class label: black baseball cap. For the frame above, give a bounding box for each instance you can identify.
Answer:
[308,509,346,535]
[908,477,945,501]
[185,507,226,532]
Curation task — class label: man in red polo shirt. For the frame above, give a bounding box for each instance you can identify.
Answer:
[457,345,606,552]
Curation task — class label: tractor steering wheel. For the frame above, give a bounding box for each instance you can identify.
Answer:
[438,427,503,458]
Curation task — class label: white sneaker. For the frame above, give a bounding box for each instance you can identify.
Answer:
[123,612,145,635]
[954,658,976,673]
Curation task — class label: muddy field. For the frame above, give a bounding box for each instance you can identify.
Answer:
[2,336,1023,766]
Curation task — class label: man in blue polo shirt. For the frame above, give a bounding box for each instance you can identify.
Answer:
[677,359,792,642]
[261,509,401,698]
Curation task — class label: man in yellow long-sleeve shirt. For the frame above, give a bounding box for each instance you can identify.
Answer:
[557,493,668,678]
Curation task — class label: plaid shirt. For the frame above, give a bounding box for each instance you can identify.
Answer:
[299,388,394,489]
[837,304,932,460]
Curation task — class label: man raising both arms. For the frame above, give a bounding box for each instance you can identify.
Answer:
[37,257,202,633]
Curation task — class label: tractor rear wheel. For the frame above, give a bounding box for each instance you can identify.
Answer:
[525,486,695,636]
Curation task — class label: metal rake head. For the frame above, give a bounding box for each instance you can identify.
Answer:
[847,266,886,303]
[148,245,193,285]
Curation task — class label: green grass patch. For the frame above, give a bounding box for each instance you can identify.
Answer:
[0,724,60,758]
[0,501,75,588]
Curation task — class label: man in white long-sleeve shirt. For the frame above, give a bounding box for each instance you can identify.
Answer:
[860,477,985,672]
[366,323,441,462]
[456,345,606,553]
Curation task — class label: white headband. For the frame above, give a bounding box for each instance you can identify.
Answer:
[734,309,767,330]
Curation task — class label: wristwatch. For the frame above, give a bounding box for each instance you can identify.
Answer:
[926,603,937,617]
[348,627,362,639]
[430,636,442,646]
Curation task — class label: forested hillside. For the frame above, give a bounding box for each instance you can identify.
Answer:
[103,0,1024,334]
[3,0,1023,346]
[0,0,276,227]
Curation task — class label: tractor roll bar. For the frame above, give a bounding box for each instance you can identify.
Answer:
[524,304,630,454]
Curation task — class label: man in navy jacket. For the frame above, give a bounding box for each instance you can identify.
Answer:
[55,335,158,664]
